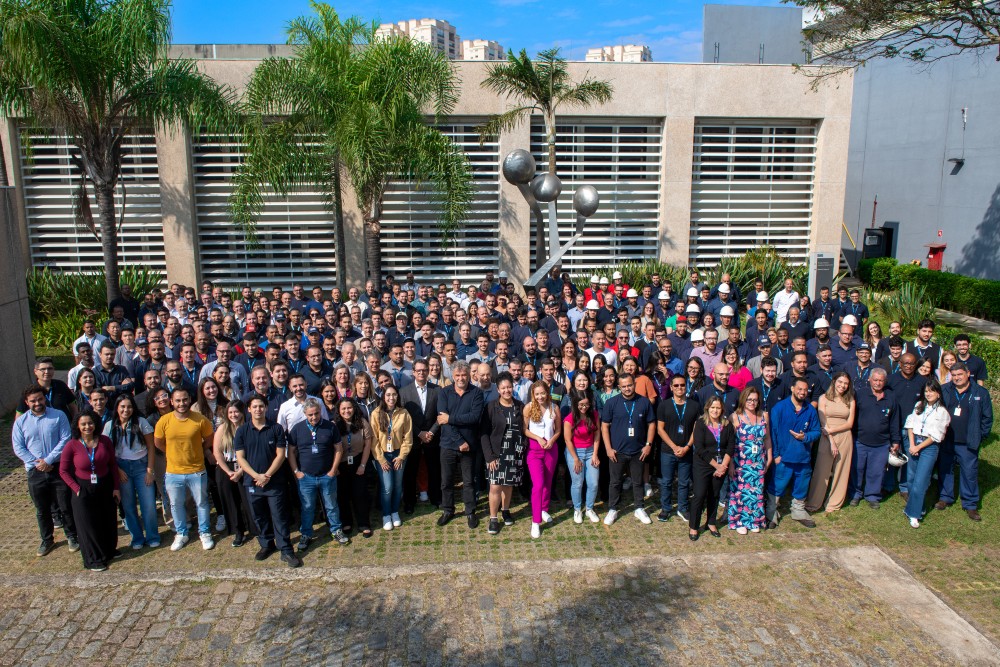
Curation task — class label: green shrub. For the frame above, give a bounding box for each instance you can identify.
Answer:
[863,283,936,336]
[27,265,164,319]
[937,325,1000,391]
[886,265,1000,323]
[701,246,807,298]
[32,312,87,350]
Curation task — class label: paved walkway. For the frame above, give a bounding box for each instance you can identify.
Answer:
[935,308,1000,341]
[1,546,993,666]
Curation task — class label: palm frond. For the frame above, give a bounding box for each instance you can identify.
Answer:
[475,105,536,143]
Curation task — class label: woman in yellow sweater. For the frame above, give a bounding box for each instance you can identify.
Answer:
[370,385,413,531]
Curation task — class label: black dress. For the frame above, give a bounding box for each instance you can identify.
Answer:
[481,399,526,486]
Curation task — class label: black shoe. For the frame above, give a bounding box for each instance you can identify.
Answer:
[796,518,817,529]
[281,552,303,568]
[332,529,351,545]
[488,518,500,535]
[467,514,479,529]
[849,498,861,507]
[296,537,311,554]
[341,525,352,535]
[868,500,880,510]
[767,520,779,530]
[657,510,671,522]
[437,511,454,527]
[111,549,123,560]
[403,505,415,516]
[66,537,80,553]
[36,541,54,558]
[232,534,247,548]
[708,527,721,538]
[689,532,700,541]
[501,509,514,526]
[255,545,276,561]
[53,517,64,529]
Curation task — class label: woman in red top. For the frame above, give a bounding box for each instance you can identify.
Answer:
[59,412,120,571]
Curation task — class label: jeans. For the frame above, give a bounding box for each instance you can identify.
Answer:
[164,470,211,536]
[376,451,405,516]
[852,442,890,503]
[566,446,599,511]
[659,448,692,514]
[904,443,939,520]
[297,473,341,537]
[767,460,812,500]
[118,456,159,546]
[937,441,980,510]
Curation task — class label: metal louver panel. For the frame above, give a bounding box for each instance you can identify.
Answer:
[19,129,166,272]
[690,121,817,266]
[529,118,661,274]
[193,132,337,289]
[378,122,500,285]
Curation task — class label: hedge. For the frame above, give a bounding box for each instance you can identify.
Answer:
[857,257,897,291]
[887,265,1000,323]
[936,326,1000,391]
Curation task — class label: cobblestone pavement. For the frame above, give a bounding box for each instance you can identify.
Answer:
[0,549,962,666]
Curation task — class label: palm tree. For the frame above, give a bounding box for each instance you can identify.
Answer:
[232,3,473,285]
[0,0,236,303]
[478,48,613,271]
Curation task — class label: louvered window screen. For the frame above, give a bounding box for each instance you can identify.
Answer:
[378,122,500,285]
[193,132,337,289]
[690,121,817,266]
[19,129,166,272]
[529,118,661,274]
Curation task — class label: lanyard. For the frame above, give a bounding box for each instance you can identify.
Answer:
[855,365,871,383]
[623,398,636,425]
[954,388,970,405]
[707,424,723,460]
[306,422,318,441]
[889,360,900,374]
[672,400,686,423]
[386,411,393,441]
[290,359,303,372]
[247,357,258,369]
[86,443,97,474]
[761,382,771,405]
[184,367,197,384]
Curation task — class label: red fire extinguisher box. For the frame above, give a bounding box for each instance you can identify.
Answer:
[925,243,947,271]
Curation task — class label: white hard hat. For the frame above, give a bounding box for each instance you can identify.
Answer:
[888,450,909,468]
[626,289,638,298]
[599,277,609,285]
[690,329,705,342]
[686,287,698,297]
[718,283,731,293]
[842,315,858,326]
[612,271,623,280]
[685,304,701,314]
[498,271,508,279]
[756,291,769,302]
[657,291,670,300]
[590,275,600,283]
[814,318,830,329]
[586,300,600,310]
[720,306,735,317]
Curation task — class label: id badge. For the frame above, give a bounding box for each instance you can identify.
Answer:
[90,473,98,485]
[387,443,394,453]
[954,407,962,416]
[751,445,758,456]
[347,456,354,465]
[248,486,255,495]
[628,427,635,438]
[676,425,684,435]
[311,445,319,455]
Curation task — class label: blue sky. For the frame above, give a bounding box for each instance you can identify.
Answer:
[171,0,785,62]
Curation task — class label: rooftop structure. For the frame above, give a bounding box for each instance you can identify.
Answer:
[585,45,652,63]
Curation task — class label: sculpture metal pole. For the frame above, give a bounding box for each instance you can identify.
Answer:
[502,149,600,288]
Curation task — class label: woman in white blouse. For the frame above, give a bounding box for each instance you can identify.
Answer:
[903,380,951,528]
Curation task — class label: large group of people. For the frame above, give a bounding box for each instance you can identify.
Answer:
[11,267,993,571]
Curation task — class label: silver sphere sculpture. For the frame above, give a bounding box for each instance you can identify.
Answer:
[530,172,562,203]
[502,149,536,185]
[573,185,600,217]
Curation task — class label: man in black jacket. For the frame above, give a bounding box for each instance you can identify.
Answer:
[435,361,485,528]
[400,359,441,513]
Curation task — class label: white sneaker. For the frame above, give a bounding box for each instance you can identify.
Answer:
[530,523,541,539]
[215,515,226,532]
[604,509,618,526]
[200,534,215,551]
[586,509,600,523]
[634,508,652,525]
[418,491,429,502]
[541,511,553,524]
[909,517,920,529]
[382,516,393,531]
[573,510,583,524]
[391,512,401,527]
[170,534,189,551]
[644,483,653,499]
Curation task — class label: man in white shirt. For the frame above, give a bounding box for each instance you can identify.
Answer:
[586,331,617,366]
[276,375,329,432]
[772,278,800,325]
[446,279,465,304]
[72,320,107,365]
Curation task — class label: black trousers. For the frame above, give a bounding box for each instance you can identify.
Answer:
[690,465,725,531]
[440,448,475,515]
[205,462,225,519]
[214,465,253,537]
[337,458,372,531]
[27,468,76,544]
[609,452,645,510]
[403,440,441,509]
[70,476,117,569]
[246,483,293,555]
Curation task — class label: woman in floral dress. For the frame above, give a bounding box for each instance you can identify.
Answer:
[727,386,772,534]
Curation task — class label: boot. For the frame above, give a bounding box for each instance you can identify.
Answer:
[790,498,816,528]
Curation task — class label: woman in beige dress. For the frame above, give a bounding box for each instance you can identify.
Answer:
[806,372,856,513]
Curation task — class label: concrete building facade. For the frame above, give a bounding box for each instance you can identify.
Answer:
[702,4,809,65]
[375,18,462,59]
[585,45,653,63]
[0,47,852,289]
[462,39,505,61]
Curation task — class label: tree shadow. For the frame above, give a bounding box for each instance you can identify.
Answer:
[954,182,1000,278]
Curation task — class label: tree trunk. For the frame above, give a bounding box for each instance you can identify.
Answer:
[331,161,347,293]
[364,214,382,285]
[93,183,121,305]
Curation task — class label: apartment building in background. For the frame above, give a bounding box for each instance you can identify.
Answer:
[375,18,462,59]
[462,39,505,61]
[585,45,653,63]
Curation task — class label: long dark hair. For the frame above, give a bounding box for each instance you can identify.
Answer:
[686,356,706,394]
[110,394,142,450]
[335,397,366,434]
[915,379,943,415]
[569,388,596,434]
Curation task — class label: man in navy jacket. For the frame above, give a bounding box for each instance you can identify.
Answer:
[850,368,902,509]
[937,362,993,521]
[435,361,485,529]
[767,378,821,528]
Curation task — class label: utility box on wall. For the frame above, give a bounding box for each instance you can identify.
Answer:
[925,243,947,271]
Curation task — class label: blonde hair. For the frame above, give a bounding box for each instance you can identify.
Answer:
[527,380,550,424]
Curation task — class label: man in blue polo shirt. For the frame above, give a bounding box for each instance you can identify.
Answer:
[850,367,902,509]
[767,378,821,529]
[287,398,349,552]
[937,362,993,521]
[601,373,656,526]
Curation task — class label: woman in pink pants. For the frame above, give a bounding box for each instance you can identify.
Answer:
[523,380,560,539]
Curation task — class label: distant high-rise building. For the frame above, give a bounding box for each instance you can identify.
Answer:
[462,39,505,61]
[375,18,462,60]
[585,44,653,62]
